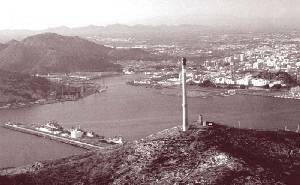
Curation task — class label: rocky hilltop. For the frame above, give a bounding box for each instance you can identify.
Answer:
[0,123,299,185]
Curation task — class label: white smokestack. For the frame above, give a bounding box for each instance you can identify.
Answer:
[181,57,188,131]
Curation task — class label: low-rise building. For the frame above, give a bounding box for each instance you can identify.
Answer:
[269,80,282,88]
[251,78,269,87]
[290,86,300,96]
[70,128,84,139]
[214,77,235,85]
[236,78,250,86]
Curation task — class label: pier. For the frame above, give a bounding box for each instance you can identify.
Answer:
[1,124,106,150]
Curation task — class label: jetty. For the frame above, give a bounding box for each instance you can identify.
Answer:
[1,123,115,150]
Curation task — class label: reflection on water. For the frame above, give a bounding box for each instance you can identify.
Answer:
[1,74,300,168]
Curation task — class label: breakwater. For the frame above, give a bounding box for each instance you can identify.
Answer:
[1,124,105,150]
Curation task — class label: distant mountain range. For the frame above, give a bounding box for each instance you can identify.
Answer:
[43,24,211,37]
[0,24,212,42]
[0,23,299,43]
[0,33,151,74]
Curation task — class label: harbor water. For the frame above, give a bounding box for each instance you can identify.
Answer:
[1,74,300,168]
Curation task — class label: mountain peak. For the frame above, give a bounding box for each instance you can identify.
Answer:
[45,26,71,32]
[0,42,8,51]
[23,32,65,41]
[0,33,119,73]
[0,33,148,74]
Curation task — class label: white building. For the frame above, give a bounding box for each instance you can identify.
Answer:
[269,80,282,88]
[108,136,123,144]
[45,121,63,130]
[70,128,84,139]
[36,127,61,135]
[36,127,52,133]
[167,78,180,85]
[133,80,151,85]
[290,86,300,96]
[86,131,95,138]
[236,78,250,86]
[266,60,276,67]
[251,78,269,87]
[124,71,134,75]
[214,77,225,84]
[214,77,235,85]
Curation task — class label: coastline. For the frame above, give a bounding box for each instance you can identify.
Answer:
[1,124,110,150]
[0,74,118,110]
[128,82,300,100]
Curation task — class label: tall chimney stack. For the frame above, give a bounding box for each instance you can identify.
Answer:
[181,57,188,131]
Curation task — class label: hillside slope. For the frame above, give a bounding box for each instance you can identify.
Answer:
[0,33,150,74]
[0,124,299,185]
[0,33,118,73]
[0,70,52,104]
[0,43,7,51]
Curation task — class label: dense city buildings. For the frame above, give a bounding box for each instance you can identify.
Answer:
[106,32,300,93]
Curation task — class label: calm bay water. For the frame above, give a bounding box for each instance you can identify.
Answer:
[1,74,300,168]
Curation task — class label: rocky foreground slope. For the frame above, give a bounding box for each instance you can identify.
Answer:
[0,123,299,185]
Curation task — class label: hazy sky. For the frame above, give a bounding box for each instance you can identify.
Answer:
[0,0,299,30]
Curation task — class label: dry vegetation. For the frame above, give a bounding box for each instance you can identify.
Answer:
[0,124,299,185]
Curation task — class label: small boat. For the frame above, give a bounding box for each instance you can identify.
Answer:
[107,136,124,144]
[96,86,108,93]
[220,89,236,97]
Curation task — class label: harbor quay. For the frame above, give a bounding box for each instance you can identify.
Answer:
[1,122,124,150]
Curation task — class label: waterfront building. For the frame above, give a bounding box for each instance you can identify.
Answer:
[251,78,269,87]
[167,78,181,85]
[70,128,84,139]
[45,121,63,130]
[36,126,62,135]
[290,86,300,97]
[236,78,250,86]
[133,80,151,85]
[269,80,282,88]
[35,121,64,135]
[36,127,52,133]
[86,131,95,138]
[214,77,235,85]
[108,136,124,144]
